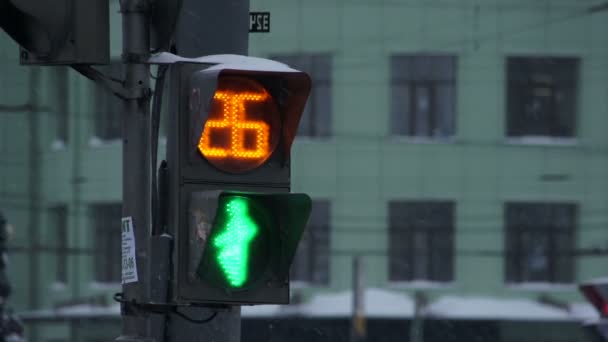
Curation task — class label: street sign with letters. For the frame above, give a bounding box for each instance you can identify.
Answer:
[249,12,270,33]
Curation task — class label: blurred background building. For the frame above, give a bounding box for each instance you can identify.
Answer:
[0,0,607,341]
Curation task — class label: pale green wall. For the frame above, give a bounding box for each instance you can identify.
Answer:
[0,0,605,325]
[249,0,608,301]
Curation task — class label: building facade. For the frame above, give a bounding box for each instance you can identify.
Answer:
[0,0,606,341]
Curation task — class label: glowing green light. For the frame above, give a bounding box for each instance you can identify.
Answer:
[212,197,259,288]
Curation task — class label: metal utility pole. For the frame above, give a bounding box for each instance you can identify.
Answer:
[351,256,366,342]
[409,292,427,342]
[116,0,151,340]
[116,0,249,341]
[26,67,40,342]
[165,1,249,341]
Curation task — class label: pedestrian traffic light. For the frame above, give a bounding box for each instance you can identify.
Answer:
[0,0,109,65]
[166,55,312,305]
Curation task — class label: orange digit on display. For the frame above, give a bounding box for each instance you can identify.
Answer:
[199,91,270,159]
[197,76,280,173]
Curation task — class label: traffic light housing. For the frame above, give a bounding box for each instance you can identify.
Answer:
[167,56,312,305]
[0,0,109,65]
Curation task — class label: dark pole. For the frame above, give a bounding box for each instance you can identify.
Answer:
[116,0,250,341]
[350,256,366,342]
[116,0,151,340]
[166,1,249,341]
[26,67,40,342]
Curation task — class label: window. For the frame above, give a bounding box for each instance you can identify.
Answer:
[505,202,576,283]
[270,54,332,137]
[91,203,122,283]
[290,200,330,285]
[51,67,69,143]
[93,62,123,140]
[389,201,454,282]
[49,205,68,283]
[390,55,456,138]
[506,57,579,138]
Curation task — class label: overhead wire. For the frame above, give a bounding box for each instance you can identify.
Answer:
[0,2,607,269]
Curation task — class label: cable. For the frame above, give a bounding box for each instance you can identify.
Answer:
[112,292,218,325]
[150,64,168,236]
[174,308,218,324]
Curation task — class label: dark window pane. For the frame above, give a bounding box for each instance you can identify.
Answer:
[91,203,122,283]
[391,83,410,135]
[291,200,331,285]
[51,67,69,143]
[94,62,123,140]
[391,55,457,138]
[436,84,456,136]
[506,57,578,137]
[270,54,332,137]
[504,202,576,283]
[389,201,454,282]
[50,205,68,283]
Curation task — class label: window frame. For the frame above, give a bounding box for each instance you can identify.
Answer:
[92,61,124,142]
[49,205,69,284]
[388,200,455,283]
[269,53,333,138]
[505,56,580,140]
[290,199,331,286]
[504,202,577,285]
[91,203,123,284]
[390,54,457,140]
[51,67,69,144]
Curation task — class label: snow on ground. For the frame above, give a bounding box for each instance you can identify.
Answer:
[505,282,576,292]
[20,304,120,320]
[425,296,570,321]
[243,289,598,322]
[20,288,599,322]
[302,288,415,317]
[569,302,600,322]
[242,288,414,318]
[388,280,454,289]
[504,136,578,145]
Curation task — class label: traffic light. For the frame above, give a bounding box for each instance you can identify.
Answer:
[580,278,608,342]
[166,56,312,305]
[0,0,109,65]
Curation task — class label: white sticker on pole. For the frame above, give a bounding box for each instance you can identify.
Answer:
[121,217,138,284]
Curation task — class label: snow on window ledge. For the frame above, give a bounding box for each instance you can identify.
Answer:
[51,139,67,151]
[505,136,578,146]
[388,280,455,289]
[89,281,121,291]
[50,282,67,292]
[506,282,576,292]
[89,136,122,147]
[291,280,329,289]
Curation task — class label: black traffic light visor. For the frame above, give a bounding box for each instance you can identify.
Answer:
[217,68,311,158]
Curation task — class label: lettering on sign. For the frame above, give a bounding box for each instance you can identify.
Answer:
[121,217,138,284]
[249,12,270,33]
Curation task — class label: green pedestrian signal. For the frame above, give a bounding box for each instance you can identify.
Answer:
[192,191,311,302]
[212,196,259,288]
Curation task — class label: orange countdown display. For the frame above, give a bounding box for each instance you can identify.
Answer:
[198,76,280,173]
